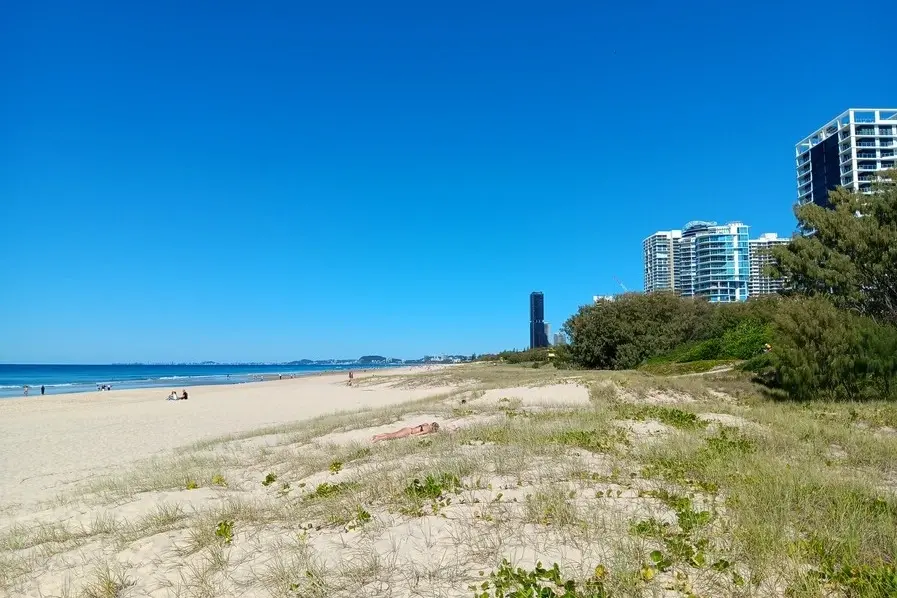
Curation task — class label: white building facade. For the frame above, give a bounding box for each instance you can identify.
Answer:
[796,108,897,207]
[642,231,680,292]
[643,223,785,302]
[749,233,790,296]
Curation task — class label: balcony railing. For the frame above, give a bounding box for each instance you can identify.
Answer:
[858,164,878,170]
[858,141,876,147]
[857,153,877,158]
[856,129,876,136]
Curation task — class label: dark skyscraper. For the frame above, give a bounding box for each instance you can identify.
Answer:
[530,292,548,349]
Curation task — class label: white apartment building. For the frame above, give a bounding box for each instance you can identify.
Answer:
[644,224,787,302]
[642,230,680,292]
[796,108,897,206]
[749,233,789,296]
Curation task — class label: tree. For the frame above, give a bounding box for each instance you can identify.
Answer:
[772,297,897,401]
[563,292,713,369]
[769,169,897,323]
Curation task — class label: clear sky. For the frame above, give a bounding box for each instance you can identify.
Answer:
[1,0,894,363]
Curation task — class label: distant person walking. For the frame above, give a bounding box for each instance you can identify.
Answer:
[23,385,29,397]
[41,385,45,396]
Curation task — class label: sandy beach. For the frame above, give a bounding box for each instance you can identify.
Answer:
[0,368,450,508]
[2,365,894,598]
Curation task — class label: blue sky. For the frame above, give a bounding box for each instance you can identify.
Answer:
[1,0,894,363]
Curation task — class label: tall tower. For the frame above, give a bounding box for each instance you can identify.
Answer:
[796,108,897,207]
[529,292,548,349]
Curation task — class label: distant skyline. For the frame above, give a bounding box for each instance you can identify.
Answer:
[2,0,895,362]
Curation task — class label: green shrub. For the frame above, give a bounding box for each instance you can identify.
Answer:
[679,338,723,362]
[773,297,897,401]
[720,320,772,360]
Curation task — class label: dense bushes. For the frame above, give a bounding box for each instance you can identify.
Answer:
[477,346,571,365]
[564,293,774,370]
[770,297,897,401]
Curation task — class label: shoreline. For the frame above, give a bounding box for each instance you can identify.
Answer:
[0,363,418,399]
[0,366,451,508]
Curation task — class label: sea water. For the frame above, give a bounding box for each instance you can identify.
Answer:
[0,363,380,398]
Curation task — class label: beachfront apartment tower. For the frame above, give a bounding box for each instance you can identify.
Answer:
[529,292,549,349]
[643,222,752,303]
[643,231,680,292]
[796,108,897,207]
[693,222,750,303]
[749,233,790,296]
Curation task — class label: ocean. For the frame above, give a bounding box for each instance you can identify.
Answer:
[0,363,385,399]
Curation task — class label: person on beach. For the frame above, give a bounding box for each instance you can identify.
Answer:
[41,385,45,396]
[180,390,189,400]
[372,422,440,442]
[348,371,354,386]
[167,391,178,401]
[23,386,29,397]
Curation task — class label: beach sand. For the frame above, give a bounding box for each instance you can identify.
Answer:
[0,368,452,508]
[3,365,823,598]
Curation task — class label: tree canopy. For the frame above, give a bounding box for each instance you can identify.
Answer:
[769,169,897,322]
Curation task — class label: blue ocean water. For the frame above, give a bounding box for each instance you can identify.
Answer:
[0,363,379,398]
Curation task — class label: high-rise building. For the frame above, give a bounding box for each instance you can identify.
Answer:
[749,233,789,296]
[642,231,680,292]
[529,292,548,349]
[796,108,897,207]
[694,222,750,303]
[674,221,716,297]
[553,332,567,346]
[644,222,776,303]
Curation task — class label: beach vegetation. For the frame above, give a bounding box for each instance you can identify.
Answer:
[214,519,234,545]
[262,472,277,486]
[474,559,610,598]
[6,365,897,597]
[79,562,135,598]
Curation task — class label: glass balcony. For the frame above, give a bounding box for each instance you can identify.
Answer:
[858,164,877,171]
[856,128,876,136]
[857,153,877,158]
[858,141,876,147]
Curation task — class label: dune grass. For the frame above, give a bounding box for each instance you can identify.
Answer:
[3,364,896,597]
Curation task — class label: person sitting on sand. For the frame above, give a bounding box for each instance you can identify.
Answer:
[179,390,189,400]
[167,391,178,401]
[372,422,439,442]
